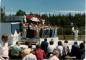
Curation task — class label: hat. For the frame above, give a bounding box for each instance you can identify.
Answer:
[22,48,31,55]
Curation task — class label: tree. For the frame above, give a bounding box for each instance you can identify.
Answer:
[0,8,6,22]
[16,9,26,16]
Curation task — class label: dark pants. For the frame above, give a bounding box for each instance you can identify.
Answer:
[3,57,8,60]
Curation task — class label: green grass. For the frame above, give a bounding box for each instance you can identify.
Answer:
[58,35,85,40]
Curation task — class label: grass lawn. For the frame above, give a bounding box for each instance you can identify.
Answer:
[58,35,85,40]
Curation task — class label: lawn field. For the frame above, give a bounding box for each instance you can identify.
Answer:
[58,35,85,40]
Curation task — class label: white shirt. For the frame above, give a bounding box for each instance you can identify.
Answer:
[29,25,34,30]
[0,42,9,57]
[57,46,63,55]
[63,43,69,54]
[49,55,59,60]
[23,53,37,60]
[48,45,56,53]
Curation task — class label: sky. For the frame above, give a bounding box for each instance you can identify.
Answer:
[1,0,85,15]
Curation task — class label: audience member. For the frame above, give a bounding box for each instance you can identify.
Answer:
[71,41,80,59]
[0,34,9,60]
[22,48,37,60]
[79,42,85,59]
[48,40,56,58]
[63,40,70,58]
[57,41,63,58]
[49,49,59,60]
[9,42,21,59]
[35,45,46,60]
[41,38,48,54]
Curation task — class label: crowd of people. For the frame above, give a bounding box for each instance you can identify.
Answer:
[0,34,85,60]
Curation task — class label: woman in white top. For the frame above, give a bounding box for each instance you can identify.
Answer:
[0,34,9,60]
[57,41,63,57]
[48,40,56,58]
[48,40,56,53]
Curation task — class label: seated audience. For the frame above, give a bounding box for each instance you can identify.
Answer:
[63,40,70,58]
[41,38,48,54]
[79,42,85,59]
[57,41,63,58]
[22,48,37,60]
[49,49,59,60]
[71,41,80,59]
[48,40,56,58]
[9,42,21,59]
[35,45,46,60]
